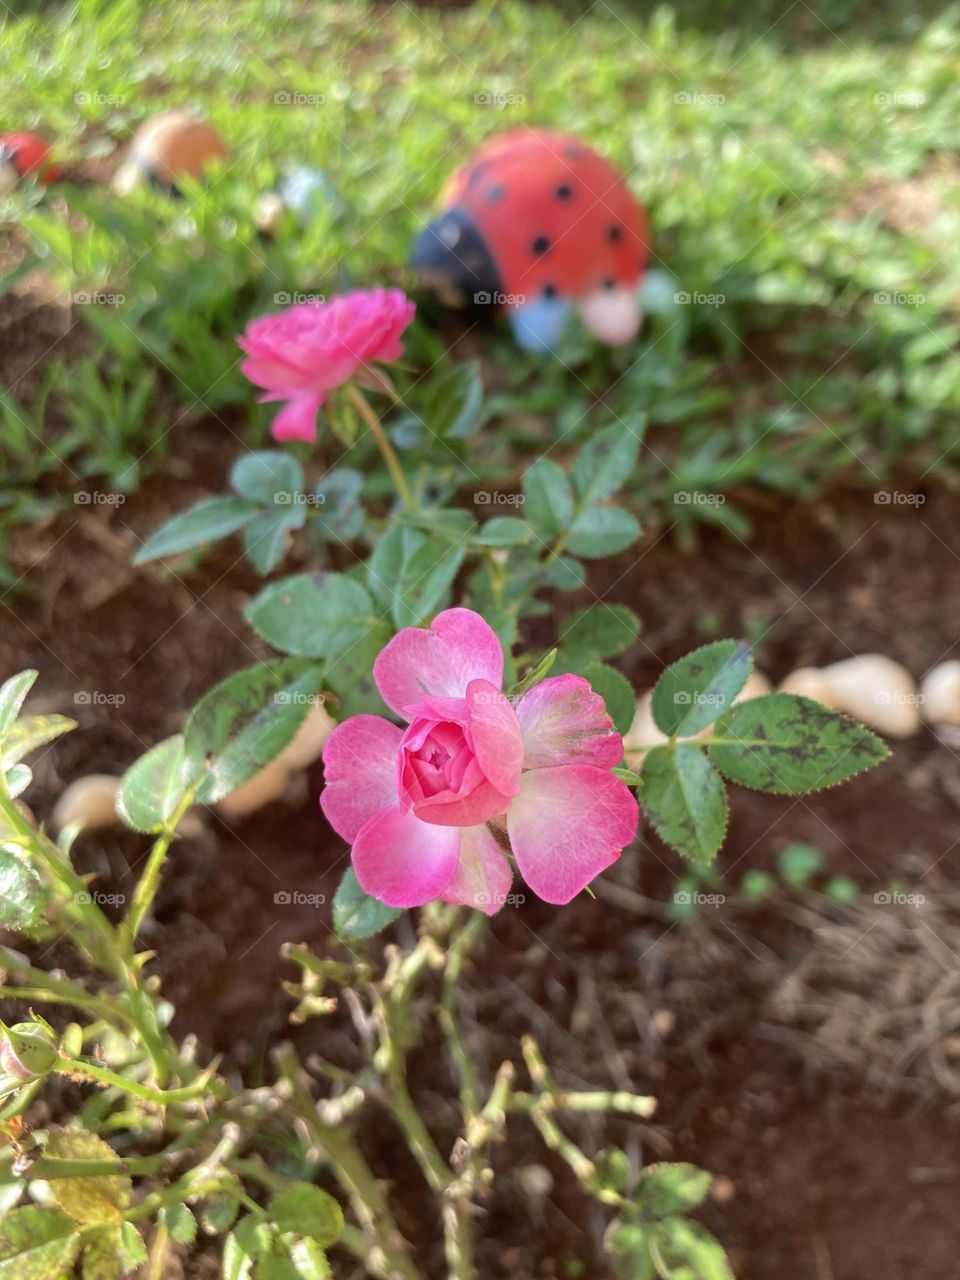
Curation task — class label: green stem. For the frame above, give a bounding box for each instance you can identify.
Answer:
[274,1043,422,1280]
[122,790,195,948]
[56,1056,221,1104]
[346,383,415,511]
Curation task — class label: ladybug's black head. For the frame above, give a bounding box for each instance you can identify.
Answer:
[410,206,502,308]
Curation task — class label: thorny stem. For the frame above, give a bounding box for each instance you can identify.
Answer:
[56,1055,222,1104]
[121,790,196,949]
[274,1042,423,1280]
[346,383,415,511]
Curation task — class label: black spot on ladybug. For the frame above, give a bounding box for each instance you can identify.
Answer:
[607,225,623,244]
[555,183,573,200]
[532,235,551,256]
[543,283,557,299]
[487,184,505,204]
[603,277,616,290]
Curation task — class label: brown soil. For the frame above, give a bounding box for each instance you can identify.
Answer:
[3,418,960,1278]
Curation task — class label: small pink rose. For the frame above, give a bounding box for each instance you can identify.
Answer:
[320,609,638,913]
[237,287,415,443]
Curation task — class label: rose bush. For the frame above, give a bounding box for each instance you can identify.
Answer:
[321,607,639,911]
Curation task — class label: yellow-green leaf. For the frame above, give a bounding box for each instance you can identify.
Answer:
[43,1129,131,1223]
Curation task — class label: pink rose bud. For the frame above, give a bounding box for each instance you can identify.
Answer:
[236,287,415,443]
[320,609,639,913]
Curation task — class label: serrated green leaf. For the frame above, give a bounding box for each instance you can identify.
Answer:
[183,660,324,804]
[572,418,644,505]
[81,1222,146,1279]
[0,1206,80,1280]
[522,458,574,537]
[43,1129,130,1223]
[202,1183,242,1234]
[651,641,753,737]
[565,506,640,558]
[640,746,728,863]
[245,574,378,659]
[333,867,401,941]
[579,662,635,737]
[392,540,467,629]
[244,510,306,576]
[635,1163,713,1217]
[607,1220,656,1280]
[230,452,305,505]
[269,1184,342,1249]
[650,1218,734,1280]
[0,846,47,932]
[0,672,37,736]
[1,716,75,769]
[159,1203,197,1245]
[472,517,532,548]
[542,555,585,591]
[117,735,193,834]
[224,1218,270,1280]
[134,497,261,564]
[561,605,641,664]
[708,694,890,794]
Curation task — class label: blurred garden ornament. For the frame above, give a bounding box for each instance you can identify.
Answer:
[0,132,60,193]
[253,165,345,236]
[112,110,228,196]
[920,661,960,728]
[410,129,649,352]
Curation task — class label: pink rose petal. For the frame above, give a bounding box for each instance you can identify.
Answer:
[351,805,460,907]
[441,824,513,915]
[516,674,623,770]
[269,392,324,443]
[466,679,523,797]
[320,715,402,842]
[507,765,639,904]
[374,608,504,719]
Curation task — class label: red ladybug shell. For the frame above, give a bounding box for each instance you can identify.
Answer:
[440,130,648,302]
[0,132,60,183]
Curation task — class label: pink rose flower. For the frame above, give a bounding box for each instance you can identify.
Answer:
[237,287,415,443]
[320,609,639,913]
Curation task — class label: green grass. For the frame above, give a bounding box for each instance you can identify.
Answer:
[2,0,960,544]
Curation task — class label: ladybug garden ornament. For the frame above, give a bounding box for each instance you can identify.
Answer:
[0,133,60,193]
[112,110,228,196]
[410,129,649,352]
